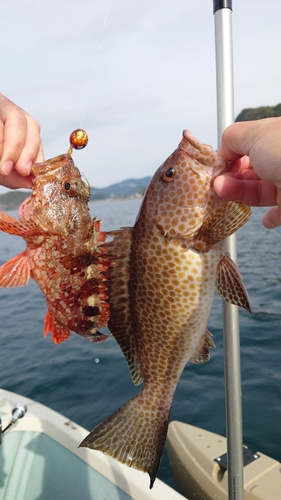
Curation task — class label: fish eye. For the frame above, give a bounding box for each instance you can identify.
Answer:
[62,180,79,196]
[162,166,175,182]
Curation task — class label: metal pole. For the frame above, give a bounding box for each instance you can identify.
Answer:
[213,2,244,500]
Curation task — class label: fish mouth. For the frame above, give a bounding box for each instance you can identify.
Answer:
[31,154,73,176]
[182,130,230,178]
[213,157,232,177]
[29,172,36,185]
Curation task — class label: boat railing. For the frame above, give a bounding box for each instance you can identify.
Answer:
[213,2,245,499]
[0,402,27,446]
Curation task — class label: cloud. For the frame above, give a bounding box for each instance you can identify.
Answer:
[1,0,281,191]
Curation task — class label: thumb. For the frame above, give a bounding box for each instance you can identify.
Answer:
[262,188,281,229]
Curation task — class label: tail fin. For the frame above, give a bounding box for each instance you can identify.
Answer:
[79,388,170,488]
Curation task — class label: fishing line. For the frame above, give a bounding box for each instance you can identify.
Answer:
[67,2,111,154]
[79,0,111,129]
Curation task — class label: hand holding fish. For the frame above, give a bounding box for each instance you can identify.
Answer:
[0,93,44,189]
[214,118,281,229]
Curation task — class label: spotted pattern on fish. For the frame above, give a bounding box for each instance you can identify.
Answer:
[0,154,112,343]
[80,130,251,487]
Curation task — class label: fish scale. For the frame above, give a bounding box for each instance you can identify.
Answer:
[0,154,112,344]
[80,130,251,488]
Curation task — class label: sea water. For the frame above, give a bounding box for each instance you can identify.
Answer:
[0,199,280,491]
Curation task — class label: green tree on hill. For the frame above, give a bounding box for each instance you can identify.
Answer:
[236,103,281,122]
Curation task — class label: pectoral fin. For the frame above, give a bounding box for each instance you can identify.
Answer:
[0,251,30,287]
[216,254,251,313]
[194,201,251,250]
[105,227,144,386]
[0,212,36,237]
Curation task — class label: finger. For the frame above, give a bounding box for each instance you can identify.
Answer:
[262,206,281,229]
[214,175,277,206]
[0,94,43,176]
[35,144,45,163]
[219,155,251,174]
[217,122,257,162]
[221,168,260,182]
[0,108,28,173]
[13,114,44,175]
[0,170,33,190]
[0,121,3,159]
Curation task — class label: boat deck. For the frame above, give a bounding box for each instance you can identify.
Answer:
[0,389,186,500]
[167,420,281,500]
[1,430,132,500]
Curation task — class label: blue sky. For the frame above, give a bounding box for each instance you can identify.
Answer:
[1,1,281,190]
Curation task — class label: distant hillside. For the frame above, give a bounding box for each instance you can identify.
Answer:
[0,190,30,210]
[0,176,151,210]
[89,177,151,201]
[236,103,281,122]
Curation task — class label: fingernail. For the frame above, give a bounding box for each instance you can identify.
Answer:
[24,160,33,175]
[0,160,14,176]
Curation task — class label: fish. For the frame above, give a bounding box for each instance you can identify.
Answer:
[0,154,112,344]
[79,130,251,487]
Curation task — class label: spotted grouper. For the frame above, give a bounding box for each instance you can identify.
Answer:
[0,154,112,343]
[80,131,251,487]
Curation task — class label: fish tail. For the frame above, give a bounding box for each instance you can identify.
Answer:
[79,387,170,488]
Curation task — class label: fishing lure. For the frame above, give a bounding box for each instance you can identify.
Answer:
[68,129,89,154]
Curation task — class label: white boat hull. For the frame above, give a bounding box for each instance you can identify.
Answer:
[0,389,186,500]
[167,420,281,500]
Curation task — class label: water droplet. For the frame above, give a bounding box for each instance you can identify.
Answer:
[94,358,100,364]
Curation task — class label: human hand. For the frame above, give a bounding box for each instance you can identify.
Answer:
[214,118,281,229]
[0,93,44,189]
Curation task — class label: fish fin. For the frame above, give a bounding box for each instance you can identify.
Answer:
[43,311,71,344]
[90,218,108,245]
[84,331,110,342]
[0,251,30,287]
[216,254,251,313]
[190,329,215,364]
[105,227,144,386]
[194,201,251,250]
[79,387,170,489]
[0,211,37,237]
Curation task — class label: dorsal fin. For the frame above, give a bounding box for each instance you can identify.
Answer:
[106,227,144,386]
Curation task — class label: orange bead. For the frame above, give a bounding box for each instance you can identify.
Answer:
[69,129,88,150]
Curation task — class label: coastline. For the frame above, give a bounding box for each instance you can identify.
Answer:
[0,193,144,211]
[0,176,148,211]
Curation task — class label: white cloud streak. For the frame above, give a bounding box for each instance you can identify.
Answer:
[1,1,281,189]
